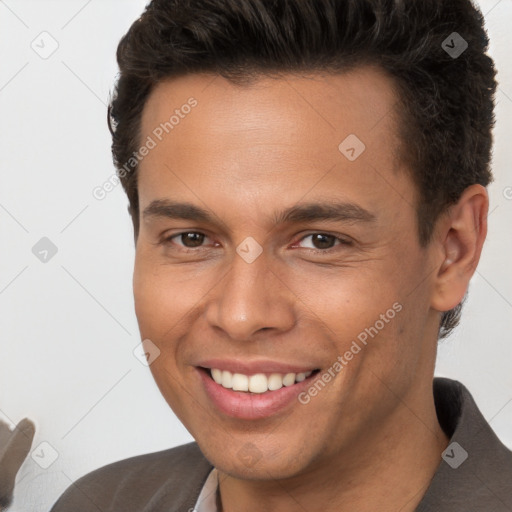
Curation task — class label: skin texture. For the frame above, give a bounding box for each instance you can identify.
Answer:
[133,67,488,512]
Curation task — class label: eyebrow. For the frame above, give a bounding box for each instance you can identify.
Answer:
[142,199,376,227]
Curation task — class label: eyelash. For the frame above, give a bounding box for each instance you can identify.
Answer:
[160,231,353,254]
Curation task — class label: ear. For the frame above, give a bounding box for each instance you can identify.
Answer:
[430,184,489,313]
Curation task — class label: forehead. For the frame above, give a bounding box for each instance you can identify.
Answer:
[137,67,414,226]
[140,66,400,149]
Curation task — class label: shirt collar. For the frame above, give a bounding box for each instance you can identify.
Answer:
[193,467,219,512]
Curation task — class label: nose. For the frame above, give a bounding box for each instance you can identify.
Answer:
[205,250,296,342]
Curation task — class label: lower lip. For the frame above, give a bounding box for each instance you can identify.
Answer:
[198,368,319,420]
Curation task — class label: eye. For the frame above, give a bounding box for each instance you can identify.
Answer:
[163,231,212,249]
[295,233,352,251]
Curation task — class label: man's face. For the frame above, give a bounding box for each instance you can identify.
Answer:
[133,68,440,479]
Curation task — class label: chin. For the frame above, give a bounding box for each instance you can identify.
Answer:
[196,435,314,481]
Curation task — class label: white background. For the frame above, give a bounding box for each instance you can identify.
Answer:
[0,1,511,510]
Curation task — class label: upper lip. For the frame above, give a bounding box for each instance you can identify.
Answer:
[196,358,319,375]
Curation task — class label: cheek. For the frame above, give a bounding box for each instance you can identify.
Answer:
[286,261,413,374]
[284,263,398,333]
[133,261,193,412]
[133,263,164,338]
[133,256,197,339]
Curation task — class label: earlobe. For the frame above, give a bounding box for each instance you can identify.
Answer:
[431,185,489,313]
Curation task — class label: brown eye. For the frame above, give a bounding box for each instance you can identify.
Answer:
[161,231,210,249]
[298,233,339,250]
[310,234,336,249]
[179,232,206,248]
[294,232,353,253]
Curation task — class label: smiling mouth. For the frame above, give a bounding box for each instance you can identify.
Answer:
[200,367,321,394]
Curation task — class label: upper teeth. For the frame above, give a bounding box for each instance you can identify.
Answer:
[210,369,313,393]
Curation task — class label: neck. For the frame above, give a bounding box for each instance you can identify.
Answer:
[217,380,449,512]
